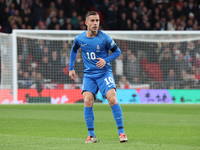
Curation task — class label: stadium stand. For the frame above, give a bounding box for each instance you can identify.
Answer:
[0,0,200,89]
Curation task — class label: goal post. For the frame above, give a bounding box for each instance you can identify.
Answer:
[1,30,200,104]
[0,32,14,104]
[12,30,17,104]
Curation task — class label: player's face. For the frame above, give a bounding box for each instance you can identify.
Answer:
[85,15,100,32]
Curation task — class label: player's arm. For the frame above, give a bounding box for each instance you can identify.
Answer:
[96,36,121,69]
[104,45,121,63]
[69,37,80,81]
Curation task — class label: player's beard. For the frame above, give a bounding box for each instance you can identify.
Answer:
[89,26,98,35]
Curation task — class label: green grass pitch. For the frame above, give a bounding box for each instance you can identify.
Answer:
[0,104,200,150]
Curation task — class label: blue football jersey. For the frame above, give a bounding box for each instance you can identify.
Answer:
[70,30,117,76]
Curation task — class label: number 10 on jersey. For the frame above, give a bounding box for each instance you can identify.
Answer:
[86,52,96,60]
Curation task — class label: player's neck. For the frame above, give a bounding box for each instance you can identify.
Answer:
[86,30,98,38]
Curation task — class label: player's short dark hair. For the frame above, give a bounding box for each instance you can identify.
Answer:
[85,11,99,20]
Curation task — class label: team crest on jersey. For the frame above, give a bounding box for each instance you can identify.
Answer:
[96,44,100,52]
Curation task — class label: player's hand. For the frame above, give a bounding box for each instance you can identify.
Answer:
[69,70,77,81]
[96,58,106,69]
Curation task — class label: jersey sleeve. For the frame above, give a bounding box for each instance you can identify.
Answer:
[69,36,80,71]
[104,34,121,63]
[105,34,116,50]
[72,36,80,52]
[104,47,121,63]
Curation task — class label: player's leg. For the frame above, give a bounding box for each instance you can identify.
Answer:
[97,72,127,142]
[82,76,98,143]
[106,89,127,142]
[83,91,95,137]
[83,91,97,143]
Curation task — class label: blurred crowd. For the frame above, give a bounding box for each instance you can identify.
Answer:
[0,0,200,89]
[14,37,200,89]
[112,39,200,89]
[0,0,200,32]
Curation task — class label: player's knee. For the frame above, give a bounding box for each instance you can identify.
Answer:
[107,96,118,106]
[83,91,94,107]
[84,97,93,107]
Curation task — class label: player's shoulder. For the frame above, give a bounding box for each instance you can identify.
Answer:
[97,30,111,42]
[74,31,87,45]
[97,30,109,37]
[75,31,87,40]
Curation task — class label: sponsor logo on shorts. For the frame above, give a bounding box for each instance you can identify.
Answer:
[108,84,114,87]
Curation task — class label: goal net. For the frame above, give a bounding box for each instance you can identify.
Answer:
[1,30,200,104]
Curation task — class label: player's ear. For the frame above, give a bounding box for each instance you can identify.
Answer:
[85,20,87,26]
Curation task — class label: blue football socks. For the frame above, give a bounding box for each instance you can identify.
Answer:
[84,107,95,137]
[111,103,125,135]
